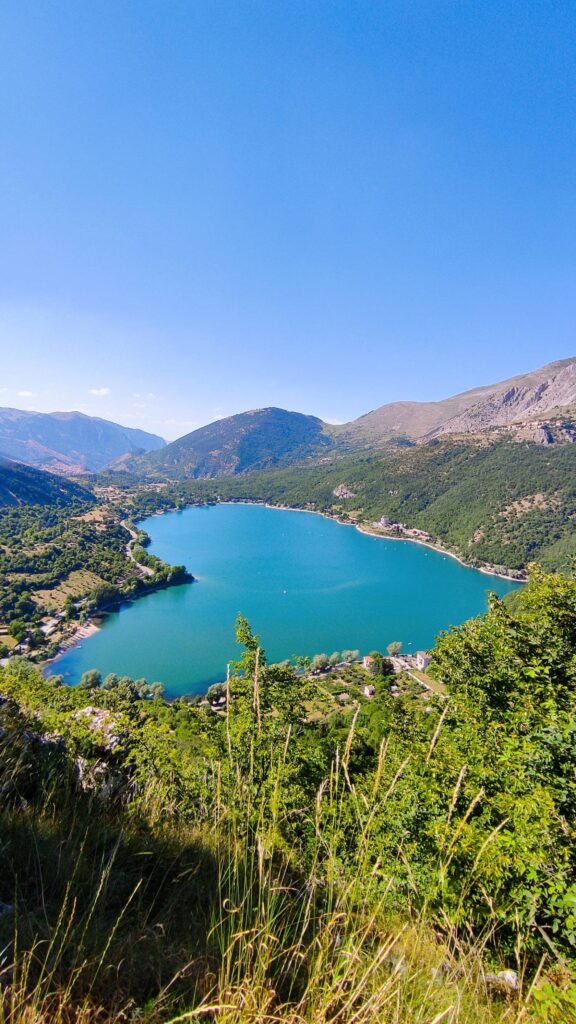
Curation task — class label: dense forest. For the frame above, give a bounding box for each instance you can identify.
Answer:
[1,569,576,1022]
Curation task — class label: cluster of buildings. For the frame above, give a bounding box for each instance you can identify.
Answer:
[362,650,432,672]
[373,516,432,543]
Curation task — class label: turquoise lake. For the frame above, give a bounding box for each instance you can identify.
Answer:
[54,503,519,697]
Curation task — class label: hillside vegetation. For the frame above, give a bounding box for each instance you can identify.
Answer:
[1,570,576,1022]
[0,500,191,658]
[132,407,334,479]
[0,457,95,508]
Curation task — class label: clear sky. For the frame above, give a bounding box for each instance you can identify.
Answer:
[1,1,574,441]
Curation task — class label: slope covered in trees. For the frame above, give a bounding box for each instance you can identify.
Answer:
[0,500,191,657]
[131,407,334,478]
[0,456,95,508]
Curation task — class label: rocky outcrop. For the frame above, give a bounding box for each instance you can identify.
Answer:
[72,706,123,750]
[432,361,576,437]
[333,484,356,499]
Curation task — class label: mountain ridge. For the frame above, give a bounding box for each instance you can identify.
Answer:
[0,408,166,474]
[133,406,333,479]
[343,357,576,441]
[128,357,576,480]
[2,358,575,482]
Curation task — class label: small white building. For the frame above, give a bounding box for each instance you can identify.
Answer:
[363,684,375,698]
[40,618,60,637]
[415,651,432,670]
[362,655,374,670]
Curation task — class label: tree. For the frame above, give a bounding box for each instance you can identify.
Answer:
[8,620,27,643]
[311,653,329,672]
[78,668,102,690]
[367,651,384,677]
[293,654,311,673]
[224,614,316,806]
[135,678,151,698]
[328,651,341,667]
[342,649,360,663]
[387,641,402,657]
[207,682,227,702]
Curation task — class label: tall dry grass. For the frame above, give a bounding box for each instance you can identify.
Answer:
[0,692,570,1024]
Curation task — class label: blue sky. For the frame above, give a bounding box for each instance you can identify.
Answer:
[1,1,574,440]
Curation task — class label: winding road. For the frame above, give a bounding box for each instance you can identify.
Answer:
[121,520,155,577]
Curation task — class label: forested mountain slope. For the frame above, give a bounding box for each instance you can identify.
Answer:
[124,359,576,485]
[133,406,333,478]
[0,456,94,508]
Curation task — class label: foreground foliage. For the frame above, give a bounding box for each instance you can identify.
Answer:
[1,570,576,1021]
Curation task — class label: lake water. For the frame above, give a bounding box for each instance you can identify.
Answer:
[54,503,519,696]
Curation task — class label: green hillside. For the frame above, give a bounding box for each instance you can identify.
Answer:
[0,457,95,508]
[134,406,334,478]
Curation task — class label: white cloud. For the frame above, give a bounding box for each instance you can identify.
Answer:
[0,387,8,394]
[89,387,111,397]
[17,390,34,397]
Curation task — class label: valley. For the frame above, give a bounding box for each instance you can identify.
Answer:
[2,357,576,669]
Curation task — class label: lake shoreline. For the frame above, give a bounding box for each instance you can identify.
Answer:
[217,499,526,583]
[42,620,102,677]
[42,572,195,676]
[44,496,523,678]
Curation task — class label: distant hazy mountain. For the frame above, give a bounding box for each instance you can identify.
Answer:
[0,456,95,507]
[343,358,576,442]
[0,408,165,474]
[134,407,333,479]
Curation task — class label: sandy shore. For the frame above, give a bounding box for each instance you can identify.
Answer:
[43,621,102,674]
